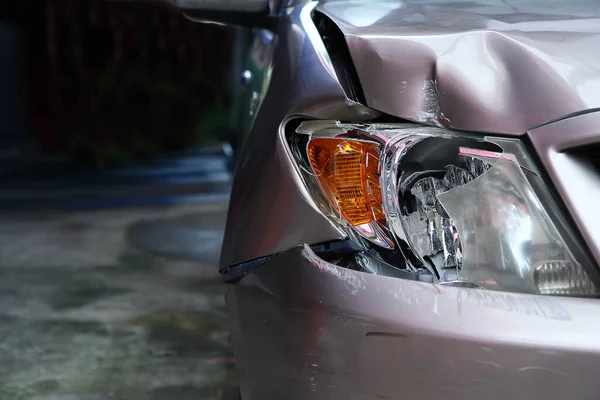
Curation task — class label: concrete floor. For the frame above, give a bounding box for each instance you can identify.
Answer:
[0,200,237,400]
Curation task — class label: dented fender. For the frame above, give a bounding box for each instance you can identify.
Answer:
[229,245,600,399]
[318,0,600,134]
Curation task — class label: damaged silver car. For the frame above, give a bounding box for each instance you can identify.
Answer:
[176,0,600,398]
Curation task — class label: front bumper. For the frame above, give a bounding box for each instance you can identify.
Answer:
[227,245,600,399]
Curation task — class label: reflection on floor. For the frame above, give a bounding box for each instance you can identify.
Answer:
[0,201,236,400]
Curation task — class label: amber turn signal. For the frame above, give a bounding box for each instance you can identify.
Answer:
[307,138,384,226]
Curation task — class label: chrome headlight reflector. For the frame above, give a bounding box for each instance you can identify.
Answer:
[293,121,598,296]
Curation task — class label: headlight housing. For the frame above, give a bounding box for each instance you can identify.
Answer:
[292,120,598,296]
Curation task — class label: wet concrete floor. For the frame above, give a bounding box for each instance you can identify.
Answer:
[0,200,236,399]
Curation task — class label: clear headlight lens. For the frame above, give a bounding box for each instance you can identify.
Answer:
[294,121,598,296]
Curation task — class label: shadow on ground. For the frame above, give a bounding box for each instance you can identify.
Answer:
[0,201,237,400]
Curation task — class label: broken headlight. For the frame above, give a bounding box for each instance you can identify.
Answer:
[292,121,598,296]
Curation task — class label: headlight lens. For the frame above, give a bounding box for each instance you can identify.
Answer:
[294,121,598,296]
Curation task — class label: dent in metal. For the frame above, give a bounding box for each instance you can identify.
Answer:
[229,245,600,399]
[517,366,571,377]
[416,79,446,128]
[318,0,600,134]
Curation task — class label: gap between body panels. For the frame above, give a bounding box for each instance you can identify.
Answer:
[222,240,364,283]
[312,11,366,105]
[220,240,433,284]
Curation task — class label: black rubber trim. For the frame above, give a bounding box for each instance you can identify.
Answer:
[221,240,359,283]
[310,239,362,258]
[221,254,275,283]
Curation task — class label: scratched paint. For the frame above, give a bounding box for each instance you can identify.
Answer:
[416,79,445,128]
[301,246,368,294]
[461,290,571,321]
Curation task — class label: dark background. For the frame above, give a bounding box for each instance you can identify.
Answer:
[0,3,241,398]
[1,0,235,167]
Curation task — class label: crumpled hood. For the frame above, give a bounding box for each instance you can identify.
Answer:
[318,0,600,135]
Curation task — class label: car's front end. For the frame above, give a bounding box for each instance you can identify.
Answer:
[216,0,600,398]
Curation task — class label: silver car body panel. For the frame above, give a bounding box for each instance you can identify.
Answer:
[318,0,600,134]
[229,245,600,399]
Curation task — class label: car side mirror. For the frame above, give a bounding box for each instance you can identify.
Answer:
[170,0,274,28]
[171,0,267,12]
